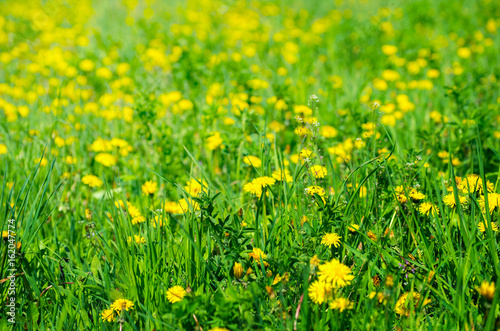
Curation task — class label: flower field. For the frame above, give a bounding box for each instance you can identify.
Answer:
[1,0,500,329]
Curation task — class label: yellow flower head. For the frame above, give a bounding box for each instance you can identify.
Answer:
[478,221,499,233]
[35,157,48,167]
[101,308,115,322]
[141,180,158,195]
[269,120,286,132]
[317,259,354,288]
[252,176,276,187]
[272,169,293,183]
[95,153,117,167]
[310,255,320,267]
[233,262,244,279]
[151,215,164,228]
[308,280,332,304]
[249,248,267,260]
[476,281,495,301]
[348,224,359,232]
[478,193,500,213]
[82,175,103,188]
[329,297,354,312]
[321,233,341,248]
[293,105,312,115]
[299,148,314,160]
[163,201,183,214]
[419,202,439,216]
[178,198,200,213]
[394,292,431,316]
[382,45,398,56]
[320,125,338,138]
[460,174,493,194]
[243,155,262,168]
[184,178,206,197]
[443,193,467,208]
[243,182,263,197]
[0,144,7,155]
[127,235,146,245]
[127,204,142,218]
[206,132,223,150]
[167,285,187,303]
[110,299,134,312]
[305,186,325,196]
[409,189,425,200]
[131,216,146,224]
[310,165,327,179]
[2,231,13,238]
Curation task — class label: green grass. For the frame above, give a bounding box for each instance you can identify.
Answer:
[1,0,500,330]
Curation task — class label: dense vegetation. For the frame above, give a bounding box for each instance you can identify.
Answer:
[1,0,500,329]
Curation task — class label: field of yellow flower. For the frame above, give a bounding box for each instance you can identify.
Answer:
[1,0,500,330]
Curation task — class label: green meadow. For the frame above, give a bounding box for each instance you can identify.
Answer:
[0,0,500,329]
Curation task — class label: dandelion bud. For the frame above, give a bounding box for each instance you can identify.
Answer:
[233,262,244,279]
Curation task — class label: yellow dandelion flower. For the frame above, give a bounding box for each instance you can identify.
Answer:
[321,233,341,248]
[243,155,262,168]
[306,186,326,196]
[272,169,293,183]
[478,193,500,213]
[184,178,206,197]
[320,125,338,138]
[233,262,244,279]
[299,148,314,159]
[348,224,359,232]
[443,193,467,208]
[273,274,282,285]
[110,299,134,312]
[131,216,146,224]
[206,131,223,150]
[476,281,495,301]
[101,308,115,322]
[127,204,142,218]
[178,198,199,213]
[293,105,312,115]
[166,285,186,303]
[394,292,431,316]
[478,221,498,233]
[35,157,48,167]
[409,189,425,200]
[163,201,183,214]
[127,235,146,245]
[310,165,327,179]
[310,255,320,267]
[252,176,276,187]
[308,280,332,304]
[243,182,263,197]
[249,248,267,260]
[151,215,164,228]
[0,144,8,155]
[330,297,354,312]
[317,259,354,288]
[419,202,439,216]
[95,153,117,167]
[268,120,285,132]
[82,175,103,188]
[141,180,158,195]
